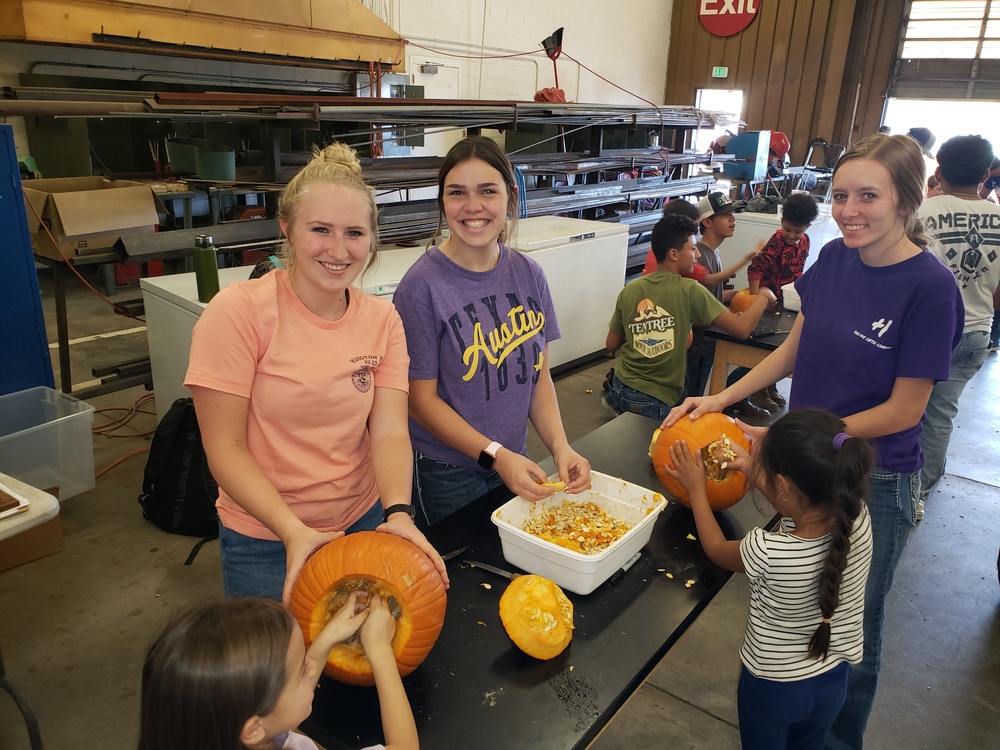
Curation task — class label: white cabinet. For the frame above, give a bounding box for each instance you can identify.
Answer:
[141,268,251,422]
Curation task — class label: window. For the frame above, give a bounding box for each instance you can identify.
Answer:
[901,1,1000,58]
[693,89,743,153]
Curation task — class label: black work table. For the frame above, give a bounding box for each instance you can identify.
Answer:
[706,308,798,395]
[303,412,772,749]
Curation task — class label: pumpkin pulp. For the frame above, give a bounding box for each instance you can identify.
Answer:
[309,575,412,675]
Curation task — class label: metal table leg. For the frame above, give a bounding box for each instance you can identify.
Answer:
[51,261,72,393]
[0,648,44,750]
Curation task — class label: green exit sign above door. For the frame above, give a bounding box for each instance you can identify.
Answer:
[712,66,729,78]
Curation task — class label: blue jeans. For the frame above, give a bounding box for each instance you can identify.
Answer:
[739,663,849,750]
[413,452,505,528]
[685,348,715,400]
[219,500,384,601]
[919,330,989,502]
[605,372,677,421]
[826,470,918,750]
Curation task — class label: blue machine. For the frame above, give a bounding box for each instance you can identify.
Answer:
[0,124,54,395]
[722,130,772,181]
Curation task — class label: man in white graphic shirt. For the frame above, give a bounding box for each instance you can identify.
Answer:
[917,134,1000,519]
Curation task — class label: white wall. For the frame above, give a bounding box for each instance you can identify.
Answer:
[397,0,673,106]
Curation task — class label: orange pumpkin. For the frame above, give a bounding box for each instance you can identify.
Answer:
[648,412,752,510]
[289,531,447,686]
[729,288,755,315]
[499,575,573,660]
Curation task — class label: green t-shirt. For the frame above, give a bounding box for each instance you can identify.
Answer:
[609,270,727,406]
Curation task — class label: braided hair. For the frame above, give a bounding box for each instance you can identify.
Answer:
[753,409,874,660]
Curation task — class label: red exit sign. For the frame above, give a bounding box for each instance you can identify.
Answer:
[699,0,760,37]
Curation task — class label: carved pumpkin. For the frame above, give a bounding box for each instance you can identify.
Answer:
[648,412,752,511]
[499,575,573,660]
[289,531,447,686]
[729,288,755,315]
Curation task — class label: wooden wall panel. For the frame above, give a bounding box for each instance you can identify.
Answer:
[664,0,899,165]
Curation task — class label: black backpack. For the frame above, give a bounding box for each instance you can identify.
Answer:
[138,398,219,564]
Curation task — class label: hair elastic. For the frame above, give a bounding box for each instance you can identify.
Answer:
[821,617,833,625]
[832,432,851,451]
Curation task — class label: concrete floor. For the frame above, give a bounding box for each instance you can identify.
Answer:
[1,269,998,749]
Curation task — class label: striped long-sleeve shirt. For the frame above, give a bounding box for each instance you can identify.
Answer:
[739,504,873,681]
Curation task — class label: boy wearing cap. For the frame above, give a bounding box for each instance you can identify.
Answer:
[684,192,761,404]
[907,126,938,183]
[605,214,774,419]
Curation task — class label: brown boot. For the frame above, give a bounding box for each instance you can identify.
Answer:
[748,389,780,413]
[724,398,769,420]
[765,383,786,407]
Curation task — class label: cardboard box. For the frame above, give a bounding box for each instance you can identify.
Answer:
[22,177,163,260]
[0,477,63,573]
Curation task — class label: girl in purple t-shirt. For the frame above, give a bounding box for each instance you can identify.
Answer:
[663,133,963,749]
[393,137,591,526]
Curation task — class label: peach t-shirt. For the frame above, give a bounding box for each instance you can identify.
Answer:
[184,269,409,540]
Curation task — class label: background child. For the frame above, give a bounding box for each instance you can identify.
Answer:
[664,409,874,750]
[606,214,774,420]
[138,594,418,750]
[737,192,821,413]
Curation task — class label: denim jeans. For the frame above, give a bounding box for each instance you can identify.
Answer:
[218,500,384,601]
[413,452,505,529]
[685,348,715,400]
[826,469,918,750]
[605,372,676,421]
[739,663,849,750]
[919,330,989,502]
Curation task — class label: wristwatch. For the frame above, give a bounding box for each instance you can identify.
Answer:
[383,503,415,523]
[478,441,503,470]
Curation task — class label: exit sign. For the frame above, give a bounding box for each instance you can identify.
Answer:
[712,66,729,78]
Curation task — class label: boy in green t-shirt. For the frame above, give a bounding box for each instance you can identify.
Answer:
[605,214,775,420]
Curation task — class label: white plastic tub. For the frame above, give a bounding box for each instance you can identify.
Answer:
[781,281,801,311]
[0,387,95,500]
[491,471,667,595]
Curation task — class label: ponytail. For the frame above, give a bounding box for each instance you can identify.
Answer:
[755,410,874,660]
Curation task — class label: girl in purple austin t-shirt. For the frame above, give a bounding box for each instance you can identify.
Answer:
[662,133,963,750]
[393,136,591,527]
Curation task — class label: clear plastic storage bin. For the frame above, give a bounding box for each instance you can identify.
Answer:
[0,387,95,500]
[491,471,667,595]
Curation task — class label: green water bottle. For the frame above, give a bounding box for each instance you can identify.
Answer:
[194,234,220,303]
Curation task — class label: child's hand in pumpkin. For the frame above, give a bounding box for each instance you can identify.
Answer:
[663,440,707,499]
[360,594,398,662]
[313,591,371,654]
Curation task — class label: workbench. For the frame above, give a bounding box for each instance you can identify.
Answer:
[301,412,773,750]
[706,309,797,395]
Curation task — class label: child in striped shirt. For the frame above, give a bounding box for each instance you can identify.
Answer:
[665,409,874,750]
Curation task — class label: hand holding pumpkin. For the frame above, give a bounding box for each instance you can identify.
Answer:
[661,394,730,429]
[377,513,450,588]
[282,525,346,606]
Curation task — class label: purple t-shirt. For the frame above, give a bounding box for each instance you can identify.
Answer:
[791,239,963,472]
[393,244,560,471]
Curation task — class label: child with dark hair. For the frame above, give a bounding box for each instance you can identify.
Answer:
[734,192,821,414]
[139,595,418,750]
[664,408,874,750]
[605,214,774,420]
